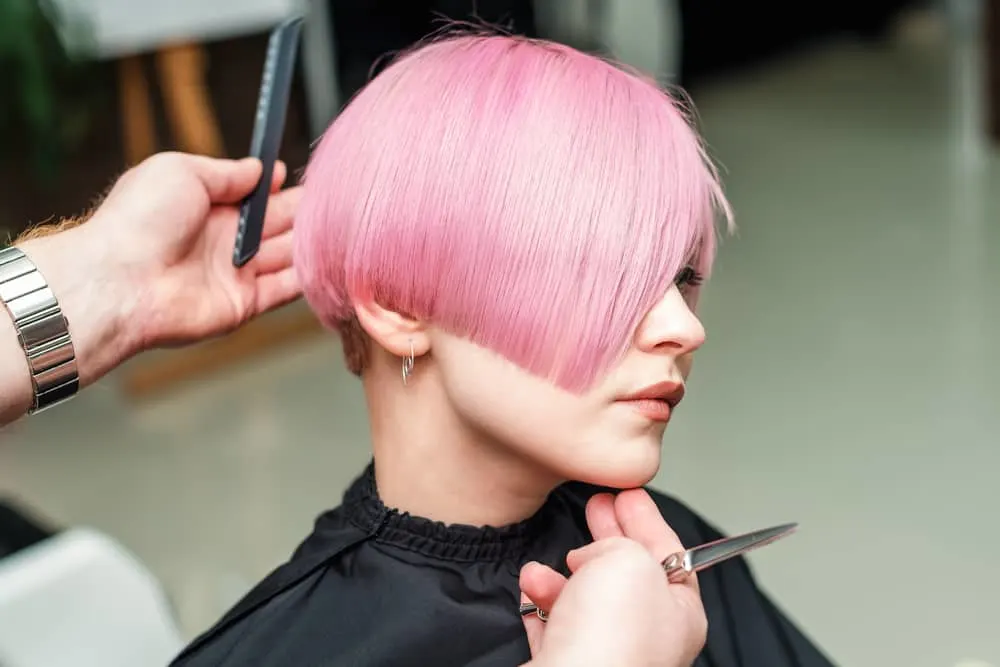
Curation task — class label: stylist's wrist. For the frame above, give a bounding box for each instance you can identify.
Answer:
[16,223,139,388]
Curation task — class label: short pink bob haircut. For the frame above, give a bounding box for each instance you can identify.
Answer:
[294,32,732,393]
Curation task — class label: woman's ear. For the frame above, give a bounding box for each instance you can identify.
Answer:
[353,301,431,359]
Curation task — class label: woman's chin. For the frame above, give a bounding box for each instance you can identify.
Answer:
[571,450,662,491]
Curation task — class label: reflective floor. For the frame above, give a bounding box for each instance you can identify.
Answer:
[2,21,998,667]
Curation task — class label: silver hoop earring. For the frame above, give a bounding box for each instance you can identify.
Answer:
[401,340,415,385]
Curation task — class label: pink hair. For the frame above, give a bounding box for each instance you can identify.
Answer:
[294,33,732,392]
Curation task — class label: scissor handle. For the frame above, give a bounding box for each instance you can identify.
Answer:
[519,550,691,622]
[660,551,692,583]
[519,601,546,619]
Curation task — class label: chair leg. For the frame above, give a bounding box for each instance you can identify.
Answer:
[155,43,226,157]
[117,55,158,166]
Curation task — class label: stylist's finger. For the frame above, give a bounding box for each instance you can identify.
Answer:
[565,536,636,572]
[254,267,301,315]
[614,489,700,596]
[585,492,623,540]
[251,229,293,275]
[519,561,567,614]
[182,154,263,204]
[520,592,544,656]
[518,562,567,655]
[262,185,302,239]
[270,160,288,193]
[614,489,686,561]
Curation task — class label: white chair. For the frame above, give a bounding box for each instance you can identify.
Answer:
[47,0,340,152]
[0,528,184,667]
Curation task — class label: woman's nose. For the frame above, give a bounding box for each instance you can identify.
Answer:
[633,286,706,355]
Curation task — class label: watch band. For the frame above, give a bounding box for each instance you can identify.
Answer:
[0,246,79,414]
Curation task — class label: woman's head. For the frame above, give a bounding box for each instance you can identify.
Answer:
[295,33,731,490]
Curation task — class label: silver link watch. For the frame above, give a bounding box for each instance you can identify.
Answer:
[0,246,79,413]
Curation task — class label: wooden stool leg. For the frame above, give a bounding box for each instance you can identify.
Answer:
[155,43,226,157]
[118,55,157,165]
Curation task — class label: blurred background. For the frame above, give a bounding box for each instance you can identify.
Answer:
[1,0,998,666]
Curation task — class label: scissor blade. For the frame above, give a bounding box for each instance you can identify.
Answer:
[688,523,797,573]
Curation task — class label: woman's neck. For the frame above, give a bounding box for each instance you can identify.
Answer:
[363,370,560,528]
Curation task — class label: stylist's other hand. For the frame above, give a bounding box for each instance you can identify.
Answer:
[521,490,706,667]
[16,152,302,386]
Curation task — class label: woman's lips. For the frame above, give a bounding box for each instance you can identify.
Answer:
[616,381,684,422]
[619,398,673,422]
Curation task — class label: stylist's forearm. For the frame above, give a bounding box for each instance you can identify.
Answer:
[0,226,133,427]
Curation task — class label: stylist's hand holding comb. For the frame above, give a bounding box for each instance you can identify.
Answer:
[521,489,706,667]
[16,153,301,381]
[3,152,301,425]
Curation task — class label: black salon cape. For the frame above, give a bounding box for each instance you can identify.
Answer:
[170,464,835,667]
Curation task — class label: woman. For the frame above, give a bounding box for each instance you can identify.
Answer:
[1,152,706,666]
[172,33,834,667]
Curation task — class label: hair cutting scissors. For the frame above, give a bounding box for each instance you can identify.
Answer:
[518,522,798,621]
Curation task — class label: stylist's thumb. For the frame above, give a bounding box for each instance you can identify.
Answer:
[176,154,289,204]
